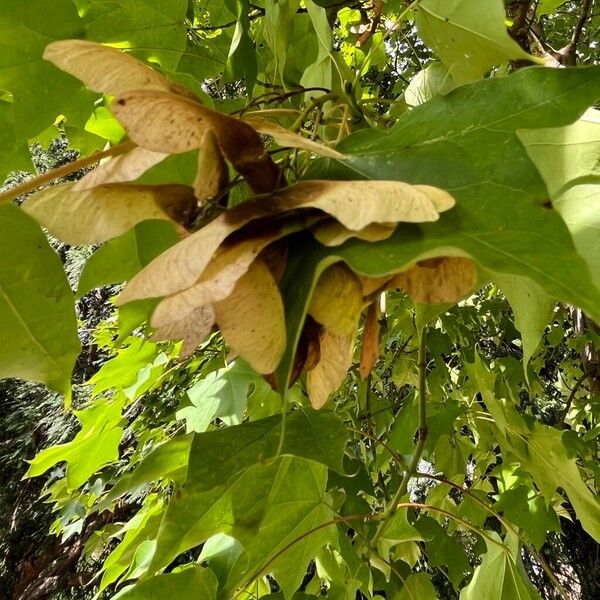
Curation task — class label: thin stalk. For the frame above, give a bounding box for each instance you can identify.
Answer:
[371,327,428,548]
[527,544,570,600]
[274,405,287,459]
[0,141,136,204]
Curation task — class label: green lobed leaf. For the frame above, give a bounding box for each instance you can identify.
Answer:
[26,395,125,490]
[87,337,159,396]
[417,0,536,84]
[100,494,165,590]
[492,274,554,377]
[0,0,95,139]
[147,410,347,574]
[460,533,539,600]
[102,434,192,506]
[82,0,189,72]
[473,358,600,542]
[114,565,218,600]
[0,205,80,396]
[151,456,336,597]
[308,67,600,321]
[178,359,274,432]
[399,572,438,600]
[518,108,600,288]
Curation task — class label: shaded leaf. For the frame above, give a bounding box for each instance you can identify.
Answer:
[23,183,197,244]
[493,274,554,375]
[213,259,286,374]
[307,329,354,409]
[149,409,347,572]
[193,129,228,203]
[391,257,478,305]
[309,263,363,335]
[103,435,192,505]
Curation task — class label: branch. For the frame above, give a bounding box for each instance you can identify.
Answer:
[555,0,594,65]
[0,141,136,204]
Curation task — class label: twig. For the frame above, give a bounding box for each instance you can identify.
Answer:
[370,327,428,548]
[561,372,588,424]
[0,141,136,204]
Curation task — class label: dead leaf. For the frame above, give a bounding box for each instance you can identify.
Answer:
[194,130,228,203]
[359,303,380,380]
[153,304,215,358]
[308,263,363,335]
[44,39,188,97]
[150,220,301,328]
[312,220,396,246]
[119,198,277,304]
[244,118,346,159]
[112,90,280,193]
[22,183,197,244]
[359,275,394,297]
[391,257,478,304]
[270,180,455,230]
[213,259,286,374]
[307,329,354,409]
[74,147,167,191]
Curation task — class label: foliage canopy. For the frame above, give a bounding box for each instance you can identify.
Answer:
[1,0,599,599]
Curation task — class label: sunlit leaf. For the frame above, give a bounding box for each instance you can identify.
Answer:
[417,0,536,83]
[74,146,168,191]
[27,396,125,491]
[0,205,80,395]
[43,39,185,96]
[114,565,218,600]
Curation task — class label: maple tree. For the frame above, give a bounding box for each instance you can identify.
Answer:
[0,0,599,599]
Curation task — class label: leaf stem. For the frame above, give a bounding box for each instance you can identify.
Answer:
[370,326,428,548]
[274,405,287,459]
[0,141,136,204]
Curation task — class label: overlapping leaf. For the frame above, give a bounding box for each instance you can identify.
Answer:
[417,0,536,83]
[0,205,80,395]
[22,183,197,244]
